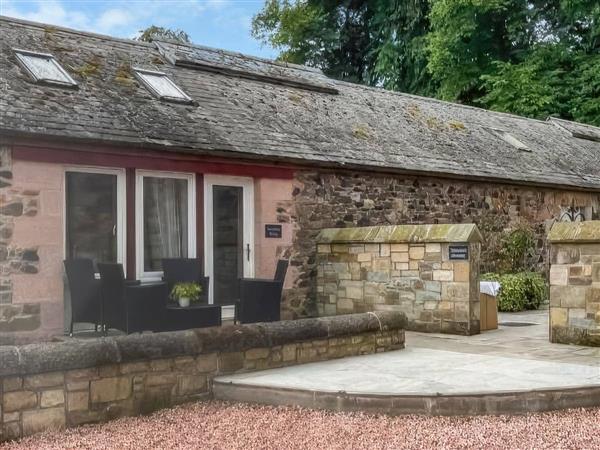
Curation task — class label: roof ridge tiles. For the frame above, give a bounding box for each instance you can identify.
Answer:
[152,39,323,75]
[0,15,154,48]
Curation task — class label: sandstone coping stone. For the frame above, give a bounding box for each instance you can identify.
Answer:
[316,224,482,244]
[0,312,406,377]
[114,329,201,361]
[548,221,600,243]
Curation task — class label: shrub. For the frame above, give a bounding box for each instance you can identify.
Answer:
[476,215,539,274]
[499,224,538,273]
[480,272,546,312]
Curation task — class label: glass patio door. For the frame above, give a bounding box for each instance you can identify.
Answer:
[204,175,254,306]
[65,168,125,267]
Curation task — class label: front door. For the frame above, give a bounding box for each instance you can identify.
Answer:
[204,175,254,306]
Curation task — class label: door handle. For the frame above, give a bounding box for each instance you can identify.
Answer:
[246,243,251,261]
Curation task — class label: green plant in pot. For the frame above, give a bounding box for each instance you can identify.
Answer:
[171,282,202,308]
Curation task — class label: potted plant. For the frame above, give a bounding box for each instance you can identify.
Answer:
[170,282,202,308]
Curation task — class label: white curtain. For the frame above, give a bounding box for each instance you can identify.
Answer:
[144,177,188,271]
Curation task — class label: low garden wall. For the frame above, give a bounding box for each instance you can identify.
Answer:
[316,224,482,335]
[549,221,600,346]
[0,312,406,442]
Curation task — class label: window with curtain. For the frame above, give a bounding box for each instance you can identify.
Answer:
[143,176,189,272]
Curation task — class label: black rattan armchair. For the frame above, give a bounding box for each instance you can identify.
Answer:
[63,259,102,336]
[97,263,165,334]
[235,259,288,324]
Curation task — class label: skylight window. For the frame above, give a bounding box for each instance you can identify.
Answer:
[133,68,192,104]
[14,49,77,87]
[548,118,600,142]
[486,128,530,152]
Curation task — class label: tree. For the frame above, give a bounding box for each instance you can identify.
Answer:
[136,25,191,44]
[428,0,600,124]
[426,0,535,103]
[252,0,434,94]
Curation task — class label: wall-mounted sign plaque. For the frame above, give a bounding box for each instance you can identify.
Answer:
[448,244,469,260]
[265,224,282,238]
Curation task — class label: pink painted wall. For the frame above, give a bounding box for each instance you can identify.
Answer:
[254,178,294,288]
[5,161,297,342]
[11,159,64,336]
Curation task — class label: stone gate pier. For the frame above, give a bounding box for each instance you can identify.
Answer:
[549,221,600,346]
[316,224,482,335]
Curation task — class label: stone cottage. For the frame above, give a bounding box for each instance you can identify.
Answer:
[1,16,599,343]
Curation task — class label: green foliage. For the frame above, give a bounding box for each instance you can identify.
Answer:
[252,0,434,94]
[252,0,600,126]
[427,0,600,125]
[427,0,530,103]
[136,26,191,44]
[170,282,203,302]
[479,45,600,124]
[481,272,546,312]
[498,223,538,273]
[479,50,563,120]
[476,215,538,274]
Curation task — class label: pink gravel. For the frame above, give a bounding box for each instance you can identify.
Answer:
[2,401,599,450]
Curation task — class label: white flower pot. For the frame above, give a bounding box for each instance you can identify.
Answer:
[178,297,190,308]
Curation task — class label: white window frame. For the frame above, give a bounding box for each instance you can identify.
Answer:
[133,67,193,104]
[204,174,255,307]
[63,166,126,268]
[135,170,196,281]
[14,49,78,87]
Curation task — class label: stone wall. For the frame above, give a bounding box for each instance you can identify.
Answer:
[548,221,600,346]
[0,147,47,343]
[0,312,406,441]
[316,225,481,335]
[285,170,600,318]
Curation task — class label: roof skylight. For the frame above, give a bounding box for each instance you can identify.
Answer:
[133,68,192,104]
[486,128,530,152]
[14,49,77,87]
[548,118,600,143]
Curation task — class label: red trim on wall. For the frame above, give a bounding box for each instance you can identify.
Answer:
[196,173,205,270]
[126,168,136,280]
[12,146,295,179]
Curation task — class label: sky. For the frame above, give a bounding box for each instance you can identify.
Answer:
[0,0,278,58]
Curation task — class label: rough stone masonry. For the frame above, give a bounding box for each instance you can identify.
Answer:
[0,146,42,338]
[549,221,600,346]
[285,170,599,319]
[316,224,482,335]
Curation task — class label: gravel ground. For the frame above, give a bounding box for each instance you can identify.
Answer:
[2,401,599,450]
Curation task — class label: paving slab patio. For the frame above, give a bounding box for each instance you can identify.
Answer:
[215,310,600,400]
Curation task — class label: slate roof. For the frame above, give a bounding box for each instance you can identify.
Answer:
[1,16,599,190]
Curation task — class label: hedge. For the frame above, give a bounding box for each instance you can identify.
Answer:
[480,272,547,312]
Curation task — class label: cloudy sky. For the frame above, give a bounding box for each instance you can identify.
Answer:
[0,0,277,58]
